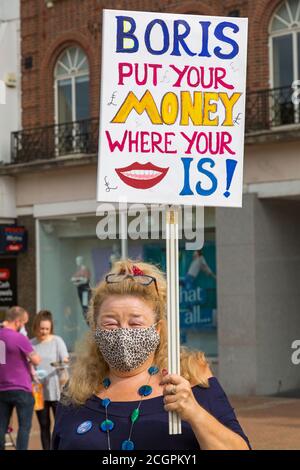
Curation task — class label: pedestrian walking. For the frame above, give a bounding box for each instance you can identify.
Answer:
[31,310,69,450]
[0,306,41,450]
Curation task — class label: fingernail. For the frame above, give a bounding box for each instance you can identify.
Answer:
[162,368,168,376]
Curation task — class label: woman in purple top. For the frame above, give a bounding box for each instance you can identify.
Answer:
[53,260,250,451]
[0,306,41,450]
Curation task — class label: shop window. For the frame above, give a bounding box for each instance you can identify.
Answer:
[39,210,217,357]
[143,233,217,357]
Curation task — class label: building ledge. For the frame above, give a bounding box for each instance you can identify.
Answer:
[245,124,300,145]
[244,179,300,199]
[0,153,97,175]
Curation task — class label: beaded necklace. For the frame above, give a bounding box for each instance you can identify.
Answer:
[100,366,159,450]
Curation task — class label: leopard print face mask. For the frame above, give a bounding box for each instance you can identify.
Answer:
[94,323,160,372]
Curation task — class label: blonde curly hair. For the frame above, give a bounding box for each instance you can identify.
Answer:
[64,259,210,405]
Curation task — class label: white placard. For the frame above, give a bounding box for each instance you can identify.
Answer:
[97,10,248,207]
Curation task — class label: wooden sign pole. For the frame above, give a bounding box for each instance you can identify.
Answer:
[166,207,182,435]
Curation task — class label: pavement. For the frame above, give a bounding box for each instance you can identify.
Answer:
[231,395,300,450]
[5,395,300,450]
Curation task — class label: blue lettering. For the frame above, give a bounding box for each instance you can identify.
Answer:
[179,158,194,195]
[196,158,217,196]
[214,21,239,59]
[198,21,212,57]
[116,16,139,53]
[171,20,196,56]
[145,19,169,55]
[115,17,240,60]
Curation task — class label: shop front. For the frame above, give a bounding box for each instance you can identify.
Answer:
[0,224,27,319]
[37,208,217,357]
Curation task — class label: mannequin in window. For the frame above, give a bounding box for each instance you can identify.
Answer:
[71,256,91,286]
[109,243,121,269]
[71,256,91,321]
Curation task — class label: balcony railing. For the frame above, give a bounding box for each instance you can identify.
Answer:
[11,118,99,164]
[9,87,300,165]
[246,85,300,132]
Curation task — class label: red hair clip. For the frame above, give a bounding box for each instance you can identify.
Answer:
[131,265,144,276]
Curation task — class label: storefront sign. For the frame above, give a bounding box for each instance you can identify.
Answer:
[180,307,216,329]
[98,10,248,207]
[0,225,27,254]
[144,241,217,331]
[0,258,17,308]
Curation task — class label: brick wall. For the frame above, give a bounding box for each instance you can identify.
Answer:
[20,0,283,129]
[17,215,36,332]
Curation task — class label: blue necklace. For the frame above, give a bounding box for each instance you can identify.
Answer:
[100,366,159,450]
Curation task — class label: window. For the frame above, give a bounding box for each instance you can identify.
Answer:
[54,46,90,123]
[270,0,300,124]
[54,46,90,155]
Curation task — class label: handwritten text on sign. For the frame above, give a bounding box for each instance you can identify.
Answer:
[97,10,248,207]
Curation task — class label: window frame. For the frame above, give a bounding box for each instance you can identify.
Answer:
[268,0,300,126]
[54,46,90,125]
[269,0,300,89]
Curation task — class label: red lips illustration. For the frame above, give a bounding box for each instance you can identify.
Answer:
[115,162,169,189]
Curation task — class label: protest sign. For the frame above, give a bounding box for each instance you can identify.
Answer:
[97,10,248,207]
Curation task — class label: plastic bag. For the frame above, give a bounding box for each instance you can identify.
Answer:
[32,382,44,411]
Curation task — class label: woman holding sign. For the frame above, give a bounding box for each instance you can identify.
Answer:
[52,260,250,450]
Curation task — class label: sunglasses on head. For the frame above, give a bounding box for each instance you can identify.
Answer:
[105,267,159,296]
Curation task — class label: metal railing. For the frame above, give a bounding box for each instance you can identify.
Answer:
[11,118,99,164]
[246,85,300,132]
[9,87,300,164]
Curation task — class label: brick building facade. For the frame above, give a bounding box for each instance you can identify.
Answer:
[20,0,280,129]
